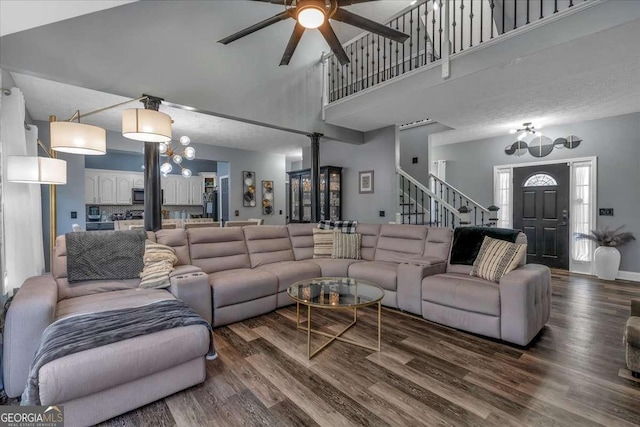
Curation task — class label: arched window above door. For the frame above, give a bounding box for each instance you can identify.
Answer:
[524,173,558,187]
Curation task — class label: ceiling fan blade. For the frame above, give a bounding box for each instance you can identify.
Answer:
[332,8,410,43]
[218,11,291,44]
[280,23,306,66]
[318,22,350,65]
[337,0,375,5]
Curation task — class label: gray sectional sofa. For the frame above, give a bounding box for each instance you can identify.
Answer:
[4,223,550,425]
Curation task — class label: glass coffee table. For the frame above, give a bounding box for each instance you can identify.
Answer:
[287,277,384,359]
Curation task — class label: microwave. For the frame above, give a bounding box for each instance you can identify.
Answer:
[132,188,163,204]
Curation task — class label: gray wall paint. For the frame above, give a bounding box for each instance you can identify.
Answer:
[303,125,398,223]
[399,122,452,186]
[431,112,640,273]
[85,148,217,175]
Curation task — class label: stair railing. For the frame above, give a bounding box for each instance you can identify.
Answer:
[428,172,492,226]
[398,167,462,227]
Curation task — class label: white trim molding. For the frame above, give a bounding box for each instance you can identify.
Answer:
[494,156,598,276]
[617,271,640,283]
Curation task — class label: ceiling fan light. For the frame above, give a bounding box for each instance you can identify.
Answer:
[297,5,325,29]
[509,129,517,134]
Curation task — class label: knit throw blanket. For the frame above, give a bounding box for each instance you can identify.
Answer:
[65,230,146,283]
[21,299,217,406]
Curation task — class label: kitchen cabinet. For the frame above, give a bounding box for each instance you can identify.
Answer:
[161,175,178,205]
[189,177,203,206]
[175,178,190,205]
[287,166,342,223]
[85,171,99,204]
[98,174,117,205]
[132,176,145,189]
[116,175,133,204]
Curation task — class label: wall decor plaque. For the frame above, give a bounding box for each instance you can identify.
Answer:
[243,171,256,207]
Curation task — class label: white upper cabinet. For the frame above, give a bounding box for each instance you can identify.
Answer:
[175,178,190,205]
[98,174,117,205]
[132,176,145,189]
[161,175,178,205]
[85,171,99,204]
[116,175,134,205]
[189,177,204,206]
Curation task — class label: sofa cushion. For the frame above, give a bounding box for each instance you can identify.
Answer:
[209,269,278,308]
[55,288,173,320]
[38,324,209,405]
[355,224,380,261]
[626,316,640,347]
[422,273,500,316]
[244,226,295,267]
[256,261,321,293]
[187,227,250,274]
[307,259,362,277]
[288,223,316,260]
[374,224,428,263]
[348,261,398,292]
[423,227,454,260]
[312,228,335,259]
[155,229,191,266]
[471,237,527,283]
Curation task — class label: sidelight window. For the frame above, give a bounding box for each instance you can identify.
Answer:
[572,162,593,262]
[494,168,512,228]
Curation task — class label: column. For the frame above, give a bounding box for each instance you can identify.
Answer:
[143,96,163,231]
[308,133,322,222]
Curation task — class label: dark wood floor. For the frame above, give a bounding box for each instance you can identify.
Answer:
[102,270,640,427]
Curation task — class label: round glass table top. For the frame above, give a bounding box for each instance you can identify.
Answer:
[287,277,384,308]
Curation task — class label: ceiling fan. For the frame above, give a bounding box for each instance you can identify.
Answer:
[218,0,410,66]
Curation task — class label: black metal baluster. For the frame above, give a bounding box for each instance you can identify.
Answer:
[452,0,456,53]
[513,0,517,30]
[569,0,574,7]
[429,1,434,63]
[377,35,381,84]
[401,177,405,224]
[395,18,400,76]
[490,0,495,38]
[474,206,477,225]
[402,14,406,74]
[421,189,424,225]
[469,0,473,48]
[480,0,483,43]
[439,1,443,58]
[526,0,530,24]
[415,183,418,224]
[360,39,365,91]
[409,7,414,71]
[446,187,449,205]
[554,0,558,13]
[366,35,370,89]
[481,211,485,226]
[349,45,354,95]
[389,35,394,78]
[451,212,455,228]
[460,0,464,52]
[435,201,439,226]
[416,4,421,68]
[540,0,544,20]
[382,35,387,81]
[329,57,335,102]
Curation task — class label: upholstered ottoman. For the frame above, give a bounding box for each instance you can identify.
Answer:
[625,299,640,378]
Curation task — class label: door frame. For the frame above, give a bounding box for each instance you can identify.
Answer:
[219,175,229,223]
[493,156,597,275]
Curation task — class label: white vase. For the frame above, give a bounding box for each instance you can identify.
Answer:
[594,246,621,280]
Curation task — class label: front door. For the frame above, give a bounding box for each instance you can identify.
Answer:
[513,163,570,269]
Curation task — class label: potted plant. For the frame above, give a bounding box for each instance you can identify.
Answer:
[575,226,636,280]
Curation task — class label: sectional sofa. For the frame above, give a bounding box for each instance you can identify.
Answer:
[4,223,550,425]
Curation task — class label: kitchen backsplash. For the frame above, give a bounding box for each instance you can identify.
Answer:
[88,204,205,219]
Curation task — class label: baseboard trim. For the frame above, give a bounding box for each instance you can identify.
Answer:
[617,271,640,283]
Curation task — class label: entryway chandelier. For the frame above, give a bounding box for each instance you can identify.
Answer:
[159,136,196,178]
[509,122,541,140]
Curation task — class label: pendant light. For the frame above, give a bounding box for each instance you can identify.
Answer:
[50,121,106,155]
[7,155,67,185]
[122,108,172,143]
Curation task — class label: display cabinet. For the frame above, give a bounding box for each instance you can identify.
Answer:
[288,166,342,223]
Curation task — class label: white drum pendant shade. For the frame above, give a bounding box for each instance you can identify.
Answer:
[122,109,172,143]
[7,156,67,185]
[50,121,106,155]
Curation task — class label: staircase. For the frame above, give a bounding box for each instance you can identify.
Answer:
[397,168,497,228]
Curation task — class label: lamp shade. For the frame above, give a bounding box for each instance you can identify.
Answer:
[7,156,67,185]
[50,121,106,155]
[122,109,172,143]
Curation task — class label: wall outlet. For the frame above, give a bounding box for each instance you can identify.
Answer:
[379,211,385,217]
[412,157,418,164]
[71,211,77,219]
[279,210,283,215]
[234,210,239,217]
[599,208,614,216]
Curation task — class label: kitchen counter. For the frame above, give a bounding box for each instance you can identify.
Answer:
[86,221,115,231]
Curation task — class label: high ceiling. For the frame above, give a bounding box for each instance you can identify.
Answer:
[0,0,414,146]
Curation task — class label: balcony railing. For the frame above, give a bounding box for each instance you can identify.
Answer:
[325,0,591,103]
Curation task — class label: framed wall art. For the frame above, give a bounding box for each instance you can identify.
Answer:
[243,171,256,207]
[359,170,374,194]
[262,180,274,215]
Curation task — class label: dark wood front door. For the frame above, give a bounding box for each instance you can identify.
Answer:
[513,163,570,269]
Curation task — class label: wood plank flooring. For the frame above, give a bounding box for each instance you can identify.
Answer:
[100,270,640,426]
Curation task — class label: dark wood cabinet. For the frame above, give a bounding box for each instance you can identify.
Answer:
[288,166,342,223]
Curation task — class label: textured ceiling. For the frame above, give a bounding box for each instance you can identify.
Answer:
[0,0,413,144]
[12,73,310,155]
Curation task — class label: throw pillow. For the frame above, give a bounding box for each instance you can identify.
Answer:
[313,228,336,259]
[471,236,527,283]
[332,232,362,260]
[450,226,521,265]
[139,240,178,289]
[318,220,358,234]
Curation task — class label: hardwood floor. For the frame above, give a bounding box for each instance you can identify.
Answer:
[101,270,640,427]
